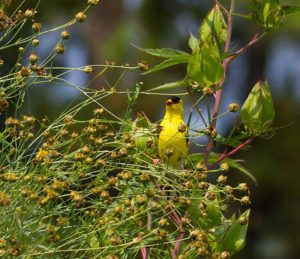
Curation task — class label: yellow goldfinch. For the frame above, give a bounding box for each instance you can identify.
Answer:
[158,96,188,168]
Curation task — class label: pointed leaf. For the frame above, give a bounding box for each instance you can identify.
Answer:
[283,6,300,15]
[186,153,256,183]
[225,160,257,184]
[241,80,275,135]
[148,80,188,92]
[187,44,224,86]
[133,44,190,59]
[199,4,227,46]
[220,210,250,254]
[142,56,190,75]
[188,32,199,51]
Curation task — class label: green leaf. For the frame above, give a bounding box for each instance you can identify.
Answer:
[283,6,300,15]
[142,55,190,75]
[218,210,250,254]
[199,4,227,46]
[241,80,275,135]
[148,80,188,92]
[226,160,257,184]
[188,32,199,51]
[251,0,285,30]
[187,44,224,86]
[205,200,223,228]
[186,153,257,183]
[133,44,190,59]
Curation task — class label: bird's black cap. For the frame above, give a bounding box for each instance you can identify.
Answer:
[166,96,181,104]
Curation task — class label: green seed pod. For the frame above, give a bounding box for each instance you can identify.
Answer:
[251,0,285,31]
[241,80,275,136]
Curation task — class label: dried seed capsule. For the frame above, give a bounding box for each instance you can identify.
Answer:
[29,53,39,64]
[228,103,239,112]
[88,0,100,5]
[55,43,65,54]
[61,30,70,40]
[24,9,35,18]
[32,22,42,32]
[76,12,87,22]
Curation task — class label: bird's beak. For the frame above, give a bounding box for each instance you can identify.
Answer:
[165,99,173,106]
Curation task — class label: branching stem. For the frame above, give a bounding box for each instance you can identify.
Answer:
[204,0,235,165]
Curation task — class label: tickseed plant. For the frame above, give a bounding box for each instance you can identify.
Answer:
[0,0,299,258]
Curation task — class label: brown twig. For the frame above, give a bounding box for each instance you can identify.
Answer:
[227,29,265,63]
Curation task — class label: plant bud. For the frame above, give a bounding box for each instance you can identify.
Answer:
[61,30,70,40]
[202,86,214,95]
[76,12,87,22]
[18,47,24,53]
[24,9,35,18]
[88,0,100,5]
[238,183,248,192]
[32,22,42,33]
[220,163,229,172]
[55,43,65,54]
[220,251,230,259]
[20,67,29,77]
[228,102,239,112]
[84,66,93,73]
[241,196,251,205]
[178,123,187,133]
[29,53,39,64]
[217,174,227,184]
[238,216,248,225]
[32,39,39,46]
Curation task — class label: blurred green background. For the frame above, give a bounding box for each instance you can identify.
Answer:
[8,0,300,258]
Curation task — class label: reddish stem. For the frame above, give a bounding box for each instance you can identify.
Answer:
[204,0,235,165]
[209,138,253,169]
[171,229,185,259]
[140,247,148,259]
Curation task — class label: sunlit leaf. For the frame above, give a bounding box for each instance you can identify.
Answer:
[186,153,256,183]
[241,80,275,135]
[226,160,257,184]
[142,55,190,75]
[251,0,285,30]
[199,4,227,46]
[133,44,190,59]
[218,210,250,254]
[148,80,188,92]
[187,44,224,86]
[188,32,199,51]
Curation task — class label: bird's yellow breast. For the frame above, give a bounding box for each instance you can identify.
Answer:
[158,116,187,168]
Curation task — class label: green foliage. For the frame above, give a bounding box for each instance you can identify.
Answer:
[251,0,286,30]
[0,0,295,258]
[241,80,275,136]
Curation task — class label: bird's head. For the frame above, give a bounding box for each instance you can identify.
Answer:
[165,96,184,114]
